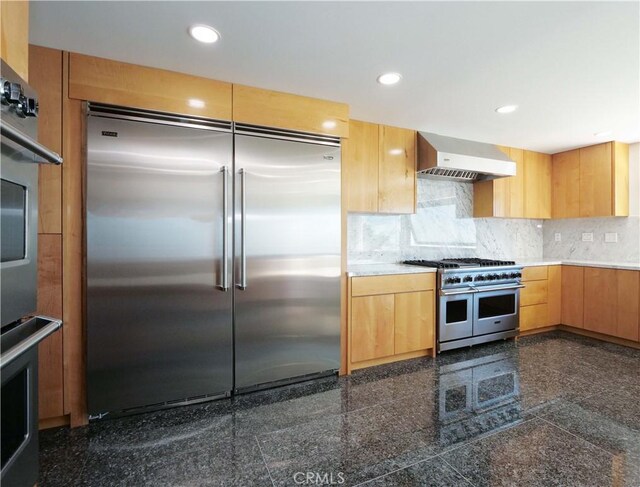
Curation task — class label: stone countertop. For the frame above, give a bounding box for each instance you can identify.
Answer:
[347,263,438,277]
[517,259,640,271]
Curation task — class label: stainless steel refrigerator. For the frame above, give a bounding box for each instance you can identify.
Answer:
[86,105,341,416]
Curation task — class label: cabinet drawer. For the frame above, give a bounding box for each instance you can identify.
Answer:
[522,266,548,282]
[520,280,548,307]
[351,273,435,297]
[520,304,548,331]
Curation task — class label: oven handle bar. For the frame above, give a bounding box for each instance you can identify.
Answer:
[0,316,62,370]
[476,284,526,293]
[1,119,63,164]
[440,287,478,296]
[439,283,525,296]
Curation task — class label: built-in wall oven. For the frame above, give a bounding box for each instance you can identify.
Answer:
[0,60,63,487]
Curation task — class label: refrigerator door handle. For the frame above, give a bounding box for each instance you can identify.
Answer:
[237,168,247,290]
[220,166,229,291]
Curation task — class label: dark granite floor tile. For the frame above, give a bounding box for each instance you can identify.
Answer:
[355,457,471,486]
[75,434,271,486]
[442,417,628,487]
[540,387,640,467]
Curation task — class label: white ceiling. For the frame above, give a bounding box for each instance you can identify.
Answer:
[30,1,639,153]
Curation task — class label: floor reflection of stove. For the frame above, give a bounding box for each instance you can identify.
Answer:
[438,352,522,445]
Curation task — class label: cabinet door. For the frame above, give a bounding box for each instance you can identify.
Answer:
[524,151,551,219]
[394,291,434,354]
[552,149,580,218]
[561,266,584,328]
[378,125,416,214]
[343,120,379,212]
[351,294,394,362]
[583,267,617,336]
[508,148,525,218]
[616,270,639,342]
[547,266,562,326]
[0,0,29,81]
[579,143,612,217]
[520,304,548,331]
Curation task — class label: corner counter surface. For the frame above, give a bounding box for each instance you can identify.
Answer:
[517,259,640,271]
[347,263,438,277]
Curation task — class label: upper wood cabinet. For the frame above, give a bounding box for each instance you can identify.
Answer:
[68,53,233,120]
[344,120,416,214]
[343,120,379,212]
[523,150,552,219]
[1,0,29,81]
[232,84,349,138]
[552,142,629,218]
[474,147,550,219]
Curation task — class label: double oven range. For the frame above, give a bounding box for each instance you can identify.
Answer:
[403,258,524,352]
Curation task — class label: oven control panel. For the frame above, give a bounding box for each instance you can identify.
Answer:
[441,266,523,289]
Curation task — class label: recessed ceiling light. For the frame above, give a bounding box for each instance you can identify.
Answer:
[188,24,220,44]
[377,72,402,85]
[594,130,612,137]
[495,105,518,114]
[188,98,206,109]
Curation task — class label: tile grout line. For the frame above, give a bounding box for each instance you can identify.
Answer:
[439,456,476,487]
[350,451,442,486]
[255,435,277,487]
[536,416,619,460]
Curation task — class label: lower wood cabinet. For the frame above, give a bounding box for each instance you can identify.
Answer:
[519,265,561,332]
[561,266,584,328]
[348,273,435,372]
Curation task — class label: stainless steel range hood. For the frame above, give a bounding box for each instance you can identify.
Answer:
[417,132,516,182]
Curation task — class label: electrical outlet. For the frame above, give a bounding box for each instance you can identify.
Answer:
[605,232,618,243]
[554,233,561,242]
[582,232,594,242]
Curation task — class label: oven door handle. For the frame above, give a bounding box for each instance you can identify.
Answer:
[0,316,62,370]
[475,284,526,293]
[1,119,63,165]
[440,287,478,296]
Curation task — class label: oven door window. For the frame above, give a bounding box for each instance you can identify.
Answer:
[1,368,29,469]
[446,299,469,323]
[477,293,516,319]
[0,179,27,263]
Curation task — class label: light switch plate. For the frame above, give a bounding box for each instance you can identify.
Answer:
[582,232,594,242]
[605,232,618,243]
[554,233,561,242]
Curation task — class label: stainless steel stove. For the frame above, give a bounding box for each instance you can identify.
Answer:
[402,258,524,352]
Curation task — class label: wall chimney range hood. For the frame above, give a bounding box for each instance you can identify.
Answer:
[417,132,516,182]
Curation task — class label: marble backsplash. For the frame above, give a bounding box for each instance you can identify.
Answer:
[348,179,544,264]
[543,216,640,264]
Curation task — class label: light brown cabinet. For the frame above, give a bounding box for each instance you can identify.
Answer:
[0,0,29,81]
[348,273,435,372]
[552,142,629,218]
[344,120,416,214]
[561,266,584,328]
[583,267,619,336]
[519,265,561,332]
[474,147,550,219]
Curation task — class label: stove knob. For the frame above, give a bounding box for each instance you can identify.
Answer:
[486,274,495,281]
[3,80,22,105]
[500,273,508,279]
[19,96,38,117]
[445,278,455,284]
[463,276,472,283]
[516,272,522,278]
[453,277,462,284]
[475,275,485,281]
[509,272,518,278]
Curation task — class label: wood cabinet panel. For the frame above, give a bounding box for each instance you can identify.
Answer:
[521,280,548,307]
[344,120,379,212]
[351,273,435,297]
[69,52,232,120]
[583,267,617,336]
[37,234,64,419]
[394,291,434,354]
[0,0,29,81]
[520,304,548,331]
[579,143,612,217]
[616,270,639,342]
[561,266,584,328]
[522,266,548,282]
[378,125,416,214]
[524,151,551,219]
[232,84,348,137]
[547,266,562,326]
[351,294,394,362]
[29,45,63,234]
[552,149,580,219]
[613,142,629,217]
[508,148,525,217]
